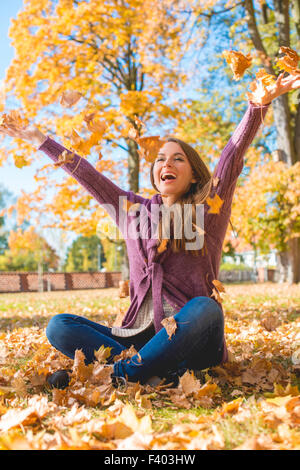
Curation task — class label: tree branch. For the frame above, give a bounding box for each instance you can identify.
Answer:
[273,0,290,47]
[244,0,274,75]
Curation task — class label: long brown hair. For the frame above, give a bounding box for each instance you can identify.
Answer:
[150,137,213,256]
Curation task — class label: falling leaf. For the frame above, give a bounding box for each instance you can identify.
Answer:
[13,155,30,169]
[84,115,107,134]
[247,78,269,105]
[0,80,6,113]
[94,345,112,364]
[211,288,223,303]
[60,91,82,108]
[213,176,220,187]
[212,279,226,293]
[0,110,28,131]
[276,46,300,74]
[255,69,276,87]
[223,50,252,80]
[157,239,169,254]
[136,136,165,163]
[53,150,75,168]
[161,316,177,340]
[206,193,224,214]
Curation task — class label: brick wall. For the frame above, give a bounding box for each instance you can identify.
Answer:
[0,271,122,293]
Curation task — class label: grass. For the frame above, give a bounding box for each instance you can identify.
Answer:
[0,282,299,450]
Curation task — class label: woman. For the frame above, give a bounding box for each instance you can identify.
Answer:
[1,73,299,389]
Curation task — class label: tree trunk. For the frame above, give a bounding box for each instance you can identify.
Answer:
[244,0,299,282]
[272,96,296,166]
[127,137,140,193]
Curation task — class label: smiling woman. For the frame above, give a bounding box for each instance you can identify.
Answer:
[0,68,299,390]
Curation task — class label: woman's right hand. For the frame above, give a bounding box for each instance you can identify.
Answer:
[0,121,47,148]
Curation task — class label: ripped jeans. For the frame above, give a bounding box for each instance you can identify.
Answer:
[46,296,224,384]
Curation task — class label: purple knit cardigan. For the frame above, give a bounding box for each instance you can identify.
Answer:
[39,101,270,363]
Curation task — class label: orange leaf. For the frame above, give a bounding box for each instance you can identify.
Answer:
[161,316,177,340]
[136,136,165,163]
[53,150,75,168]
[255,69,276,87]
[157,238,168,254]
[212,279,226,293]
[206,193,224,214]
[223,50,252,80]
[60,90,82,108]
[276,46,300,74]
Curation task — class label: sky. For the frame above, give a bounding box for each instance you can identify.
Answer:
[0,0,42,197]
[0,1,78,255]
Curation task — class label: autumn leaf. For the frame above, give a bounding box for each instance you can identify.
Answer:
[0,110,28,131]
[220,397,243,416]
[72,349,93,382]
[60,91,83,108]
[206,193,224,214]
[13,155,30,169]
[212,176,220,188]
[179,370,201,396]
[223,50,252,80]
[212,279,226,293]
[276,46,300,74]
[94,345,112,364]
[157,238,169,254]
[0,80,5,113]
[255,69,276,87]
[136,136,165,163]
[247,78,269,105]
[161,316,177,340]
[53,150,75,168]
[211,288,223,303]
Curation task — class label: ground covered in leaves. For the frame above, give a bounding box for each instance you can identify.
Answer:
[0,283,299,450]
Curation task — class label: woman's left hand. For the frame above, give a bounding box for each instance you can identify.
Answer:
[248,72,300,106]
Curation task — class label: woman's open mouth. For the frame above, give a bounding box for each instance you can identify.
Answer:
[161,173,177,183]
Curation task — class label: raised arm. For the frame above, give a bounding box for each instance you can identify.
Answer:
[0,124,146,231]
[212,100,270,215]
[210,72,300,216]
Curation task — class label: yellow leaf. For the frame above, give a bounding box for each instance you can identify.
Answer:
[206,193,224,214]
[60,90,82,108]
[13,155,30,169]
[94,345,112,363]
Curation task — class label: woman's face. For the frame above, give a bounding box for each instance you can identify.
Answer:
[153,141,196,203]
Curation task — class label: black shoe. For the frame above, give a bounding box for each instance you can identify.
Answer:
[46,369,72,390]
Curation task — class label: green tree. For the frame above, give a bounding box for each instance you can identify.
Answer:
[64,235,106,272]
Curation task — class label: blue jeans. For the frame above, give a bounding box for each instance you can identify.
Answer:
[46,296,224,384]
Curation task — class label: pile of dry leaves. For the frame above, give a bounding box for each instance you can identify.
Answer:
[0,283,299,450]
